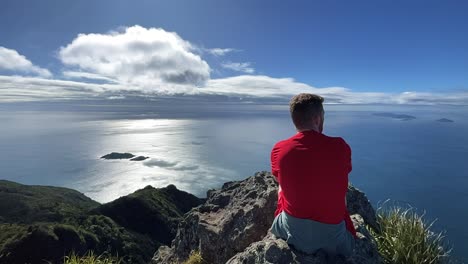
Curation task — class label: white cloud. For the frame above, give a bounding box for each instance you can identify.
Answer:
[0,26,467,105]
[206,48,239,56]
[221,61,255,74]
[62,71,118,83]
[0,47,52,77]
[59,25,210,90]
[1,74,468,105]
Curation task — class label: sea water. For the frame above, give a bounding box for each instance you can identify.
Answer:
[1,103,467,260]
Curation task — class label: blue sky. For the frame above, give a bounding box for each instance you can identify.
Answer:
[1,0,467,104]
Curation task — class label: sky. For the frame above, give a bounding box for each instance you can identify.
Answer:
[0,0,468,104]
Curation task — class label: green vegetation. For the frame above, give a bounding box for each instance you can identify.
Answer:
[95,184,202,245]
[369,206,451,264]
[64,251,122,264]
[0,180,202,264]
[0,180,99,224]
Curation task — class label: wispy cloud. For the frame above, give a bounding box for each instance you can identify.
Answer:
[62,71,118,83]
[0,47,52,78]
[221,61,255,74]
[205,48,239,56]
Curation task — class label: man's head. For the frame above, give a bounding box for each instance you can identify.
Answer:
[289,93,325,133]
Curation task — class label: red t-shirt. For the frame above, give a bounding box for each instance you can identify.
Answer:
[271,130,357,237]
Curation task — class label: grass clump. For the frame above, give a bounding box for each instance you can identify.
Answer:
[183,250,206,264]
[370,206,450,264]
[64,251,122,264]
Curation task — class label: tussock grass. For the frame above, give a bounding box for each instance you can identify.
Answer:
[64,251,122,264]
[370,205,451,264]
[183,250,205,264]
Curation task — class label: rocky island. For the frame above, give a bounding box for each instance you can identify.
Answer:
[101,152,136,159]
[101,152,149,161]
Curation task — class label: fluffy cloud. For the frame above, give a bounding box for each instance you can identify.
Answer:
[0,47,52,77]
[59,25,210,90]
[221,61,255,74]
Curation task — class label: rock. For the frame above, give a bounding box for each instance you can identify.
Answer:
[152,171,381,264]
[100,152,135,159]
[347,185,379,231]
[226,214,382,264]
[130,156,149,161]
[152,171,278,264]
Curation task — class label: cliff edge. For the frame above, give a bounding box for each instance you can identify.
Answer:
[153,171,382,264]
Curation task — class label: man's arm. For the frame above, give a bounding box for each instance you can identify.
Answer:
[340,138,357,237]
[270,143,280,181]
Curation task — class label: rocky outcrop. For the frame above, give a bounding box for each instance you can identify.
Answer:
[153,171,278,263]
[100,152,135,159]
[152,171,381,264]
[227,215,381,264]
[346,185,378,231]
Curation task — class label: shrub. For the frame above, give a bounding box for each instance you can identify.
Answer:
[369,206,451,264]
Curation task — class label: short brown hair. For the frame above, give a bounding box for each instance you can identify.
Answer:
[289,93,324,129]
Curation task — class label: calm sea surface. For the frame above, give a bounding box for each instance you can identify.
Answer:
[1,103,467,260]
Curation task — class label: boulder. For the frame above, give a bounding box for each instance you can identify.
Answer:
[227,215,382,264]
[153,171,381,264]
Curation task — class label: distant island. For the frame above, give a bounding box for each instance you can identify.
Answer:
[373,112,416,121]
[101,152,149,161]
[436,118,454,123]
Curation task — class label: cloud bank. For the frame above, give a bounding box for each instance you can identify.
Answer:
[0,47,52,77]
[0,25,467,105]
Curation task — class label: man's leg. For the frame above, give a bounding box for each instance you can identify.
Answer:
[335,229,356,257]
[271,211,289,240]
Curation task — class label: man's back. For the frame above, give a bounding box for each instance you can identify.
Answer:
[271,130,352,224]
[270,93,356,256]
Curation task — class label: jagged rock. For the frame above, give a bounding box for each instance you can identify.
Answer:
[347,185,379,231]
[152,171,381,264]
[226,215,382,264]
[153,171,278,263]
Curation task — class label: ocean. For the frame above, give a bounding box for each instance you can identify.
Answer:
[1,102,467,261]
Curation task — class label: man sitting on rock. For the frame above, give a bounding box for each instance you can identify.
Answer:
[270,93,357,257]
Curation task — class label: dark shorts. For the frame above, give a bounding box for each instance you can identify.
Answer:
[271,211,355,257]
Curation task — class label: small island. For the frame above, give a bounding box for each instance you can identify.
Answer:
[100,152,135,159]
[436,118,454,123]
[130,156,150,161]
[373,112,416,121]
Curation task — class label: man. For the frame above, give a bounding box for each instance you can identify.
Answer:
[270,93,356,257]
